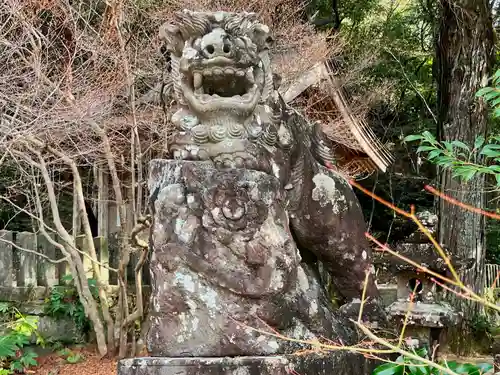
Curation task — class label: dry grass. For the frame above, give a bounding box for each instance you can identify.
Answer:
[0,0,391,202]
[0,0,331,168]
[0,0,391,178]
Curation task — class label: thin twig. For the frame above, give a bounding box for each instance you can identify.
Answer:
[0,237,67,264]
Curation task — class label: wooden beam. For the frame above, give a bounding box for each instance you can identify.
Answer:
[279,62,328,104]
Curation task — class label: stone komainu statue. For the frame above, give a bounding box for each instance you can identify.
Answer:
[140,9,386,365]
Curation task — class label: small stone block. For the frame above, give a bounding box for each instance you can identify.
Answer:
[16,232,38,287]
[0,231,14,286]
[36,233,58,287]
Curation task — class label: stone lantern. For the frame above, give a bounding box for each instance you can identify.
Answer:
[374,212,473,354]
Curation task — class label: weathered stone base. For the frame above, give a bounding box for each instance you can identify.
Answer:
[117,353,377,375]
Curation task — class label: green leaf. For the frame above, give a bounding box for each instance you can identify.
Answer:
[464,169,478,181]
[0,303,11,314]
[427,150,443,160]
[451,140,470,151]
[495,174,500,186]
[11,315,38,336]
[417,145,437,153]
[433,156,455,166]
[10,361,24,372]
[61,274,74,283]
[407,364,430,375]
[66,353,84,364]
[0,335,19,358]
[57,348,72,357]
[441,141,453,153]
[440,360,459,371]
[373,362,403,375]
[413,347,428,358]
[476,87,495,97]
[480,147,500,158]
[484,90,500,101]
[493,69,500,83]
[475,136,486,150]
[471,363,494,374]
[454,363,491,374]
[482,144,500,150]
[403,135,424,142]
[422,131,436,143]
[490,96,500,107]
[452,167,477,182]
[19,350,38,367]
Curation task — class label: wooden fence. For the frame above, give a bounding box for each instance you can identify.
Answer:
[485,263,500,289]
[0,230,148,301]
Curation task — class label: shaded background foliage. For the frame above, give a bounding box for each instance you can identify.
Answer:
[305,0,439,244]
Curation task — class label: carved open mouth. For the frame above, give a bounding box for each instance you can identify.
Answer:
[193,67,255,98]
[181,60,262,113]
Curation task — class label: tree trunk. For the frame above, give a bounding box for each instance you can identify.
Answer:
[435,0,495,353]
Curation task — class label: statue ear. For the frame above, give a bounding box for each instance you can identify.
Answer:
[252,23,273,50]
[272,73,282,90]
[159,22,184,57]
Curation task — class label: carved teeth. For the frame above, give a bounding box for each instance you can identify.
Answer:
[193,72,203,89]
[246,68,255,84]
[190,65,259,103]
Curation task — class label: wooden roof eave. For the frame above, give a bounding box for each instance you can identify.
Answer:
[279,61,394,173]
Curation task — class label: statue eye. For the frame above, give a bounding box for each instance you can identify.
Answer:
[264,36,274,48]
[192,37,202,50]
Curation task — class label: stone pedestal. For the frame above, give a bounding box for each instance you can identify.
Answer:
[118,353,377,375]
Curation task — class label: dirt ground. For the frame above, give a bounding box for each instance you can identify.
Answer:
[34,347,118,375]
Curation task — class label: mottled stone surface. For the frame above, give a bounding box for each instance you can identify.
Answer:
[118,354,378,375]
[139,10,388,370]
[147,160,358,357]
[387,300,461,328]
[160,9,384,310]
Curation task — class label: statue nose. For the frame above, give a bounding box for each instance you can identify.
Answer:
[201,29,233,58]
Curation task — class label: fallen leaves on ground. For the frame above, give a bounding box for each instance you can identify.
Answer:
[34,346,118,375]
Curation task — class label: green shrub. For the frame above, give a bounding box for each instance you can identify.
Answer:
[373,348,493,375]
[0,303,41,374]
[44,274,99,335]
